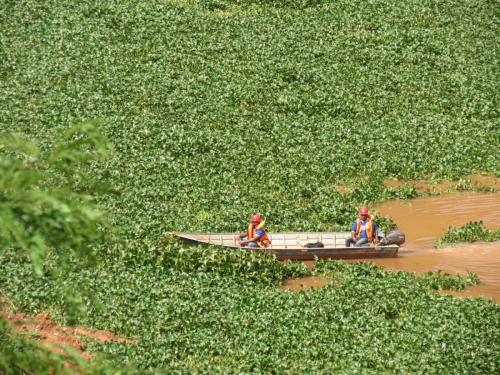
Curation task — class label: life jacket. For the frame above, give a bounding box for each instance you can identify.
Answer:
[247,221,270,248]
[355,215,375,241]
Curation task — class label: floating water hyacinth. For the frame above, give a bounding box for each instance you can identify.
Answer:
[0,0,498,373]
[435,221,500,248]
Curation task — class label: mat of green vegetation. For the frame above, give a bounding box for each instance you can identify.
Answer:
[1,0,499,373]
[1,0,498,236]
[435,221,500,248]
[0,248,497,374]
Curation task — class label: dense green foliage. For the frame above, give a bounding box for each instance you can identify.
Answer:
[0,122,110,274]
[434,221,500,248]
[1,248,498,374]
[315,259,480,292]
[1,0,498,240]
[1,0,499,373]
[418,270,480,291]
[0,123,114,373]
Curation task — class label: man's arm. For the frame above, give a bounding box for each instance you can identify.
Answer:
[240,229,264,246]
[351,221,357,241]
[234,231,247,240]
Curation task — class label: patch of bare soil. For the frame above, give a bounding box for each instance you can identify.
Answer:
[1,310,136,361]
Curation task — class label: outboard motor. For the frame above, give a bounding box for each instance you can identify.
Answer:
[381,230,405,246]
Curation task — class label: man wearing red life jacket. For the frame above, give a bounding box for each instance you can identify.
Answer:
[235,214,270,248]
[345,207,379,247]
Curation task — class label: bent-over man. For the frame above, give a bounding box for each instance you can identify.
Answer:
[235,214,270,248]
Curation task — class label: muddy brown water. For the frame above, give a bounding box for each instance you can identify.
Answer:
[374,192,499,249]
[283,192,500,302]
[373,192,500,301]
[281,276,331,292]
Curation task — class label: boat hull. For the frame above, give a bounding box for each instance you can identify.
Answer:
[170,232,399,260]
[248,246,398,261]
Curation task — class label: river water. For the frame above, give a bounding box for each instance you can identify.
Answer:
[282,192,500,302]
[372,192,500,301]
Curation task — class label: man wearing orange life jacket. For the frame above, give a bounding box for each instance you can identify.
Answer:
[345,207,380,247]
[235,214,270,248]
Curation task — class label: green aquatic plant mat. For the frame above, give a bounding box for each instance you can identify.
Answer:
[434,221,500,248]
[1,0,498,241]
[314,259,480,291]
[1,251,498,374]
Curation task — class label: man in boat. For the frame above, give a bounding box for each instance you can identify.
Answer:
[235,214,270,248]
[345,207,380,247]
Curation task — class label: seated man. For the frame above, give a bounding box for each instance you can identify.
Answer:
[235,214,270,248]
[345,207,379,247]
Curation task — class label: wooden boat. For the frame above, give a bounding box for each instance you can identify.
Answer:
[170,232,400,261]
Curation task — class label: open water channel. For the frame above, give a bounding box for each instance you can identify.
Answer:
[282,192,500,302]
